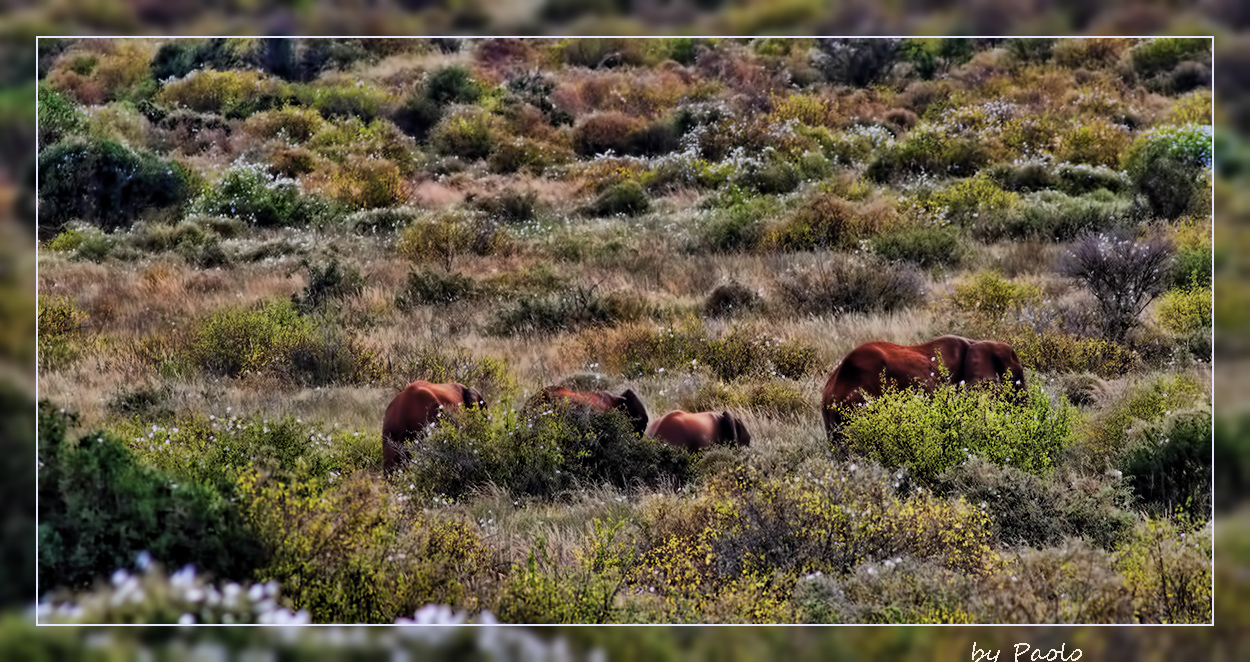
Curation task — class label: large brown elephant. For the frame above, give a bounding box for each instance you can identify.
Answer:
[646,410,751,451]
[821,335,1026,434]
[381,380,486,475]
[523,386,649,436]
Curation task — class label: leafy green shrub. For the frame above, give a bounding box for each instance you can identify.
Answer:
[314,156,406,210]
[106,383,175,422]
[837,379,1075,485]
[38,296,86,371]
[703,281,761,318]
[984,541,1135,624]
[496,529,633,624]
[695,195,773,253]
[1156,285,1212,335]
[976,189,1131,242]
[1053,163,1131,196]
[37,137,192,239]
[584,181,651,217]
[157,69,291,118]
[945,271,1041,321]
[738,158,801,196]
[1129,38,1211,84]
[305,118,417,172]
[190,163,342,228]
[299,82,390,122]
[867,126,993,182]
[489,287,647,336]
[472,188,540,225]
[386,346,517,406]
[424,65,481,106]
[239,470,495,622]
[1122,124,1212,220]
[1121,411,1212,520]
[291,258,364,314]
[775,256,925,316]
[764,193,897,252]
[397,212,513,270]
[397,268,482,308]
[430,106,499,161]
[797,558,976,624]
[346,206,420,234]
[910,174,1019,229]
[37,84,86,147]
[185,300,313,379]
[871,226,964,268]
[1077,374,1203,473]
[37,402,264,593]
[935,457,1135,550]
[241,105,326,143]
[488,137,572,175]
[1114,518,1211,624]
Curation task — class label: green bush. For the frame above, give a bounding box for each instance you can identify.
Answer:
[871,226,964,268]
[37,402,264,592]
[385,346,517,405]
[1156,285,1212,335]
[489,287,648,336]
[695,194,773,253]
[1121,410,1212,520]
[1076,374,1203,473]
[775,256,925,316]
[38,296,86,371]
[299,82,389,122]
[471,188,540,224]
[37,84,85,148]
[186,299,313,379]
[935,457,1135,550]
[584,181,651,217]
[703,281,761,318]
[1122,124,1212,220]
[1114,517,1211,624]
[291,258,365,314]
[837,379,1075,485]
[239,470,495,622]
[397,212,512,270]
[37,137,192,239]
[764,193,896,252]
[347,206,419,234]
[191,163,342,228]
[397,268,481,308]
[430,106,499,161]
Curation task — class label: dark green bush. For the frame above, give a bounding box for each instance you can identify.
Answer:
[396,269,481,308]
[775,257,925,316]
[191,164,342,228]
[430,107,498,161]
[935,457,1135,550]
[703,281,761,318]
[37,402,264,592]
[291,258,365,314]
[696,196,770,253]
[1122,410,1212,520]
[489,287,647,336]
[584,181,651,217]
[37,138,192,239]
[871,226,964,268]
[472,188,540,224]
[1122,124,1212,220]
[106,383,175,422]
[976,190,1131,242]
[37,84,85,148]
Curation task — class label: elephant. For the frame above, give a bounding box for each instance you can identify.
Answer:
[646,410,751,451]
[381,380,486,475]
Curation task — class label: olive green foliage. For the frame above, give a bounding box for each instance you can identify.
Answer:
[584,321,821,382]
[1122,124,1212,220]
[185,299,383,385]
[836,379,1075,485]
[397,212,512,270]
[291,258,365,314]
[37,402,264,593]
[490,287,648,336]
[1076,374,1204,474]
[37,137,191,239]
[396,268,482,307]
[935,457,1135,550]
[1121,411,1212,520]
[775,256,926,316]
[583,180,651,217]
[703,281,761,317]
[397,404,694,500]
[871,226,964,268]
[1114,517,1212,623]
[37,296,86,371]
[191,163,342,228]
[239,470,495,622]
[1156,284,1212,335]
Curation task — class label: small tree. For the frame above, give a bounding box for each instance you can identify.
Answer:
[1061,233,1174,342]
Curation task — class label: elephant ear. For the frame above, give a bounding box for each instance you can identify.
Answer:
[620,389,648,436]
[719,411,737,446]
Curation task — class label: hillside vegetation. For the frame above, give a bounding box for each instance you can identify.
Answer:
[36,37,1212,624]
